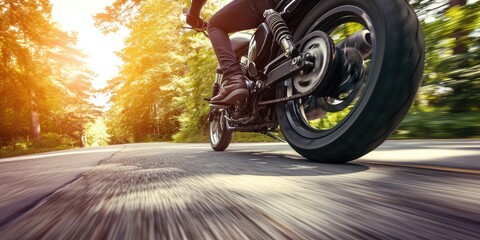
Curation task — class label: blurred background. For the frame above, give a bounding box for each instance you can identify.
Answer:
[0,0,479,158]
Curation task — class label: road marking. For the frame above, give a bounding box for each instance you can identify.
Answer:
[0,148,122,163]
[361,161,480,175]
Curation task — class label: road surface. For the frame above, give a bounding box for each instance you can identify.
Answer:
[0,140,479,239]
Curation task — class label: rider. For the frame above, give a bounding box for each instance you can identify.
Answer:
[187,0,280,105]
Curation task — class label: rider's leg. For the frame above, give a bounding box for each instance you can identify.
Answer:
[208,0,280,105]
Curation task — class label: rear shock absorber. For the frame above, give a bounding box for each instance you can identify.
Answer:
[264,9,299,58]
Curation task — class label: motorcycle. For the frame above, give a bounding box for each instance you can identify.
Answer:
[190,0,425,163]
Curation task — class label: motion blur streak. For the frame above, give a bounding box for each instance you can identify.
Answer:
[0,141,479,239]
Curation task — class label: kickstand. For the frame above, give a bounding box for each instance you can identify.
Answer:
[263,132,286,143]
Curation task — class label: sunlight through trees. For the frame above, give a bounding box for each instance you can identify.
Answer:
[0,0,100,150]
[1,0,479,153]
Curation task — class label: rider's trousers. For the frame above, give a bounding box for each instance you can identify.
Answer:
[208,0,281,80]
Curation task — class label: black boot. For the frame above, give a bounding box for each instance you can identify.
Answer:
[210,75,249,105]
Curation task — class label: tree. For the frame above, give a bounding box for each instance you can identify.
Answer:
[95,0,227,143]
[0,0,98,146]
[100,0,187,142]
[94,0,143,34]
[396,0,480,138]
[417,0,480,113]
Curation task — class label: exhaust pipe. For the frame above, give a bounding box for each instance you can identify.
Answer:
[338,30,373,59]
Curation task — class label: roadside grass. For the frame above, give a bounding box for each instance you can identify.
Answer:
[392,112,480,139]
[0,146,73,159]
[0,133,79,159]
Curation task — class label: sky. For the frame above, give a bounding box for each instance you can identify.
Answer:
[50,0,129,107]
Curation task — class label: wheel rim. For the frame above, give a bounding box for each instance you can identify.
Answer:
[284,5,377,139]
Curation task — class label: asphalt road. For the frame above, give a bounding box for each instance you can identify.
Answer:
[0,140,479,239]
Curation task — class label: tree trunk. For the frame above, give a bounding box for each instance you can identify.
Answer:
[449,0,467,6]
[449,0,468,55]
[447,0,469,113]
[30,90,41,140]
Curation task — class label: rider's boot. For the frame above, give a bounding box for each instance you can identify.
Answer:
[210,75,249,105]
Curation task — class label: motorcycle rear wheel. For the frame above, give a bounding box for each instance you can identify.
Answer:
[276,0,425,163]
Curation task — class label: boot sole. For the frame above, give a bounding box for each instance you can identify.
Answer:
[210,89,249,105]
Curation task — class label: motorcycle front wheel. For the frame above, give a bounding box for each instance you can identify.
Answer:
[209,108,232,151]
[276,0,425,163]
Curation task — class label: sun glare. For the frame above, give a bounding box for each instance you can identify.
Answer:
[50,0,129,108]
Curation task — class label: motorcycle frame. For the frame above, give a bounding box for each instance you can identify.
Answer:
[254,1,330,105]
[212,0,319,87]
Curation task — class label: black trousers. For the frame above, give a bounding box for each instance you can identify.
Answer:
[208,0,281,80]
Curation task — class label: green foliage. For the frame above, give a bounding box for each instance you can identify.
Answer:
[0,132,78,158]
[394,111,480,138]
[394,0,480,138]
[32,132,78,148]
[413,2,476,125]
[418,1,480,111]
[94,0,143,34]
[172,43,217,142]
[96,0,225,143]
[83,119,110,147]
[172,2,226,142]
[103,0,185,143]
